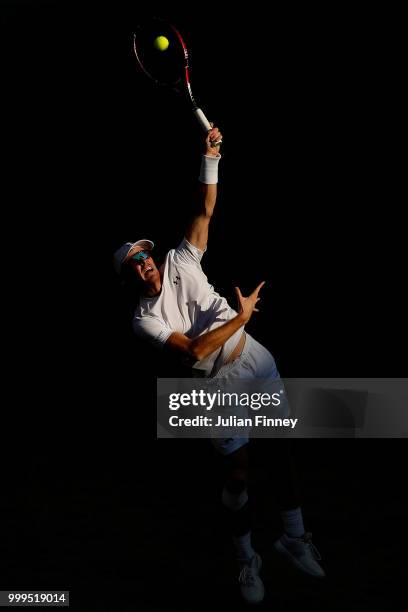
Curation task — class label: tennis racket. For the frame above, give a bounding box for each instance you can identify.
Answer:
[133,18,222,146]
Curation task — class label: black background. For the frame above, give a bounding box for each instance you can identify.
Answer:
[1,2,406,610]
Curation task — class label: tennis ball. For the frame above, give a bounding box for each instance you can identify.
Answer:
[154,35,169,51]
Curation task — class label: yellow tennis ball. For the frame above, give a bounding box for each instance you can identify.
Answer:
[154,36,169,51]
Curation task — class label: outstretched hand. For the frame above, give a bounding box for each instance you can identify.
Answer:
[235,281,266,323]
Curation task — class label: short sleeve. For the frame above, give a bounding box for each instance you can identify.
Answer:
[173,237,206,268]
[132,315,173,348]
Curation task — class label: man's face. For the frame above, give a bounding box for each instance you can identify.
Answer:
[126,246,159,284]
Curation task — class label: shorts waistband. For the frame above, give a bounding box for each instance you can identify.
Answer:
[211,333,254,378]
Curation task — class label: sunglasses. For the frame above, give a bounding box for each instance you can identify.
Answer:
[129,250,152,264]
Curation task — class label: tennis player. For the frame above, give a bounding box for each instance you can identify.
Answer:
[114,126,325,604]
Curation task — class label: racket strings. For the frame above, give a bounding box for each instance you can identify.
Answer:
[133,21,186,88]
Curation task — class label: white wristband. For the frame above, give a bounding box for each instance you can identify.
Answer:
[199,154,221,184]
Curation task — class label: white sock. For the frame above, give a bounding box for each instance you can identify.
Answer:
[280,507,305,539]
[233,531,255,562]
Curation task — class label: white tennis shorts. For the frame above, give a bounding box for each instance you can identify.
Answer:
[210,333,287,455]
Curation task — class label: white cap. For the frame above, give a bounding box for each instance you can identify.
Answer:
[113,239,154,274]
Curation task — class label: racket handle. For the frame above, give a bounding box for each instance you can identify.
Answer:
[194,108,212,132]
[194,108,223,146]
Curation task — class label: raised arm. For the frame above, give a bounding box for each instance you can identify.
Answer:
[185,125,222,251]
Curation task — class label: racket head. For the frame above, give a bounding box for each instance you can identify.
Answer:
[133,18,189,90]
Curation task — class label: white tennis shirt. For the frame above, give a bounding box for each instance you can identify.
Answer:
[132,238,244,376]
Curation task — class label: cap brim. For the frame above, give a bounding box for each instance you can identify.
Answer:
[123,239,154,263]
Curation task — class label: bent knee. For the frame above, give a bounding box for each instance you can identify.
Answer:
[225,468,248,494]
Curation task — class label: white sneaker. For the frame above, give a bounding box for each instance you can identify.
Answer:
[274,532,326,578]
[238,553,265,604]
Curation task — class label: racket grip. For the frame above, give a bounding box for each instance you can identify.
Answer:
[194,108,212,132]
[194,108,222,147]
